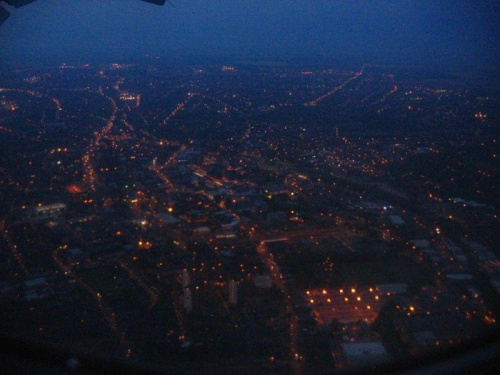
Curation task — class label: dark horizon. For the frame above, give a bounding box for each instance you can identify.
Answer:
[0,1,499,72]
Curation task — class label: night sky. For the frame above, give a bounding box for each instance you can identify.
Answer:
[0,0,499,69]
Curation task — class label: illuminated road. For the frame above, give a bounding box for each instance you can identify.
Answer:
[150,164,177,192]
[305,64,365,106]
[49,221,131,352]
[82,94,118,190]
[380,84,399,102]
[252,227,355,253]
[257,241,302,375]
[52,97,62,121]
[51,248,130,353]
[0,220,28,276]
[172,288,187,344]
[120,261,160,308]
[0,220,29,276]
[161,92,197,127]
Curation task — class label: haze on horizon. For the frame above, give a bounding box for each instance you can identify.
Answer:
[0,0,499,70]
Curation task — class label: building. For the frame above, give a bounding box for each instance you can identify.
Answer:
[229,280,238,305]
[389,215,406,225]
[183,288,192,312]
[34,203,67,215]
[182,269,190,288]
[340,341,391,367]
[253,275,273,289]
[193,226,210,235]
[156,212,181,225]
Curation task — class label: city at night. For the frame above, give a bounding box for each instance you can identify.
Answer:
[0,1,499,374]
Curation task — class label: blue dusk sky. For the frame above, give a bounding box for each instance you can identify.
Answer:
[0,0,499,69]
